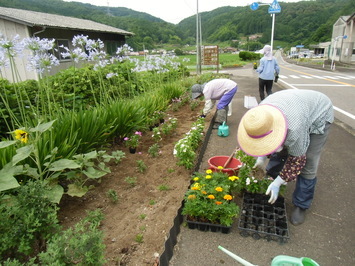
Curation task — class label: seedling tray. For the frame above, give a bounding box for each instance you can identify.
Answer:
[238,192,289,244]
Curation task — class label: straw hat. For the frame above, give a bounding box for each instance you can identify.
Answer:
[191,84,205,99]
[237,104,287,157]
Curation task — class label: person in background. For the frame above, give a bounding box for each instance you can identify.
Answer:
[237,89,333,226]
[191,78,237,129]
[256,45,280,101]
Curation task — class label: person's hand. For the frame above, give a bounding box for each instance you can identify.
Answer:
[253,156,267,171]
[265,176,286,204]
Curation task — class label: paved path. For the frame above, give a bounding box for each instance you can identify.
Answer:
[169,64,355,266]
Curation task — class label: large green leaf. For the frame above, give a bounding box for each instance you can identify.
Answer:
[12,145,34,165]
[0,163,22,192]
[83,166,109,179]
[48,159,81,171]
[67,183,90,197]
[0,140,16,149]
[30,120,56,133]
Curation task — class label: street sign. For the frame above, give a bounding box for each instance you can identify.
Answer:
[268,0,281,14]
[250,2,259,11]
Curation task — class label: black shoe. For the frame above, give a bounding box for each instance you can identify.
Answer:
[290,206,306,226]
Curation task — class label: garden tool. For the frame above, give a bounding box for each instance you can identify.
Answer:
[217,121,229,137]
[218,246,257,266]
[271,255,320,266]
[223,148,239,168]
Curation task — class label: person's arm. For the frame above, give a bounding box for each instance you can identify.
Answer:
[274,59,280,75]
[256,59,264,74]
[203,99,215,115]
[279,155,306,182]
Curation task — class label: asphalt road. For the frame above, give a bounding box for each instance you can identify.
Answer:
[168,62,355,266]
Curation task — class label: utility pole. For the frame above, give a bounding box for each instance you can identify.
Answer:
[196,0,201,75]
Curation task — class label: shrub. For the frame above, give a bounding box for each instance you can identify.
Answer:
[0,180,60,259]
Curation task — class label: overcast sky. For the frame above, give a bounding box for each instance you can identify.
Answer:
[63,0,305,24]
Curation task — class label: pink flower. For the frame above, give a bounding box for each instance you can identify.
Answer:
[124,137,129,141]
[135,131,142,136]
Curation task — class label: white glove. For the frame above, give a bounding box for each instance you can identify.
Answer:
[265,176,287,204]
[253,156,267,170]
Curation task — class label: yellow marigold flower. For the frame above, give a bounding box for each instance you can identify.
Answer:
[14,129,28,143]
[215,201,223,205]
[217,166,224,169]
[206,169,213,174]
[193,177,199,181]
[191,186,200,190]
[202,190,207,194]
[205,175,212,179]
[229,176,239,181]
[207,195,215,199]
[188,195,196,200]
[215,187,223,192]
[224,194,233,201]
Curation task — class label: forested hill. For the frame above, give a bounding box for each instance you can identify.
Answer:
[0,0,353,51]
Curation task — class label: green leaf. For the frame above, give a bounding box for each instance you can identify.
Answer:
[0,163,22,192]
[83,166,108,179]
[0,140,16,149]
[43,183,64,204]
[67,183,89,197]
[48,159,81,171]
[30,120,56,133]
[12,145,34,165]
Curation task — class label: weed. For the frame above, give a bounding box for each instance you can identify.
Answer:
[138,214,147,220]
[149,199,156,205]
[148,143,160,157]
[135,233,144,243]
[158,184,170,191]
[136,160,147,173]
[106,189,118,203]
[125,176,137,187]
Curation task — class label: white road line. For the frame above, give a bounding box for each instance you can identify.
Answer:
[324,76,339,79]
[334,76,352,80]
[279,79,355,120]
[287,84,350,87]
[289,75,300,78]
[300,75,312,79]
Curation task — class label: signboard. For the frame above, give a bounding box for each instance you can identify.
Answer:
[250,2,259,11]
[202,45,219,66]
[268,0,281,14]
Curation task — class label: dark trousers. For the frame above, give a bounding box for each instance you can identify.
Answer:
[258,78,273,101]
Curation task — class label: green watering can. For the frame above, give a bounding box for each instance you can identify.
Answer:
[217,121,229,137]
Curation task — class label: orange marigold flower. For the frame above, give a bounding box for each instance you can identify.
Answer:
[215,187,223,192]
[202,190,207,194]
[215,201,223,205]
[188,195,196,200]
[191,186,199,190]
[224,195,233,201]
[207,195,215,199]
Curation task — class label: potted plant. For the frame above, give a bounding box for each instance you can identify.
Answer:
[124,131,142,153]
[182,170,241,233]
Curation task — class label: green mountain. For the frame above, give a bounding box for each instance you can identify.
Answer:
[0,0,353,51]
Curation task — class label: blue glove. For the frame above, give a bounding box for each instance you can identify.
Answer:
[265,176,286,204]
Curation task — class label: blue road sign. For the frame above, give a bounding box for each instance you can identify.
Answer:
[250,2,259,11]
[268,0,281,14]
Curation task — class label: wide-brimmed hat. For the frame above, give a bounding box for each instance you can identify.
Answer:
[237,104,287,157]
[191,84,204,99]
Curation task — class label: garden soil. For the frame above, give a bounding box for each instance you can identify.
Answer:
[58,100,208,265]
[59,64,355,266]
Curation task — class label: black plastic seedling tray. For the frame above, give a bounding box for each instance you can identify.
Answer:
[238,192,289,244]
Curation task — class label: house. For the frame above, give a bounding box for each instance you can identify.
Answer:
[0,7,134,82]
[330,13,355,64]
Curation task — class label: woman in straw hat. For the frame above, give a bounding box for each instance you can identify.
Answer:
[237,89,333,226]
[256,45,280,101]
[191,78,238,129]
